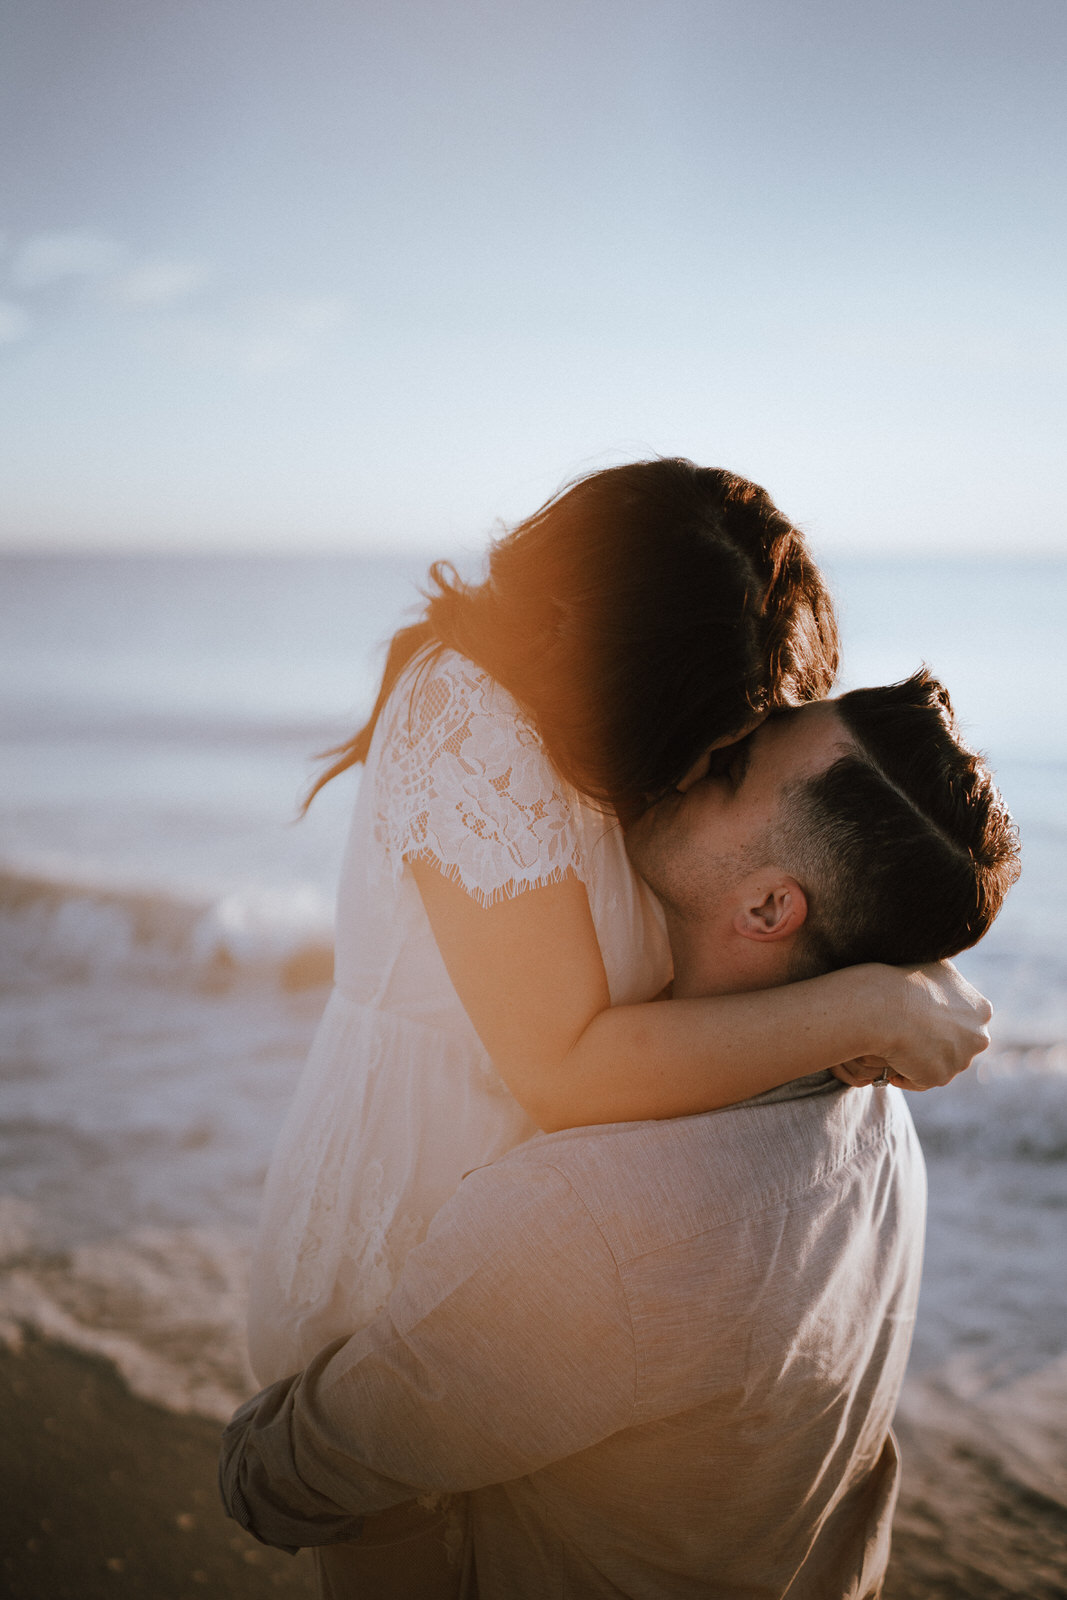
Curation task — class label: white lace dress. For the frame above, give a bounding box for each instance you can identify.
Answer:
[247,649,672,1385]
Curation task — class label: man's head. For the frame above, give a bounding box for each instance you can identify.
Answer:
[626,669,1020,999]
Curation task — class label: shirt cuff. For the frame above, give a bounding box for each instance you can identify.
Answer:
[217,1380,365,1554]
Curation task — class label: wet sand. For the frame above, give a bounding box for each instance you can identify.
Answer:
[885,1408,1067,1600]
[1,1336,315,1600]
[3,1337,1066,1599]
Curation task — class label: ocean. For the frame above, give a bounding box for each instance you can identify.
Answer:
[1,551,1065,1582]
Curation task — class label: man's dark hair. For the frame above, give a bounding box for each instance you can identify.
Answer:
[779,670,1021,977]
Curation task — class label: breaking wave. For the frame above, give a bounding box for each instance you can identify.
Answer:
[0,863,334,991]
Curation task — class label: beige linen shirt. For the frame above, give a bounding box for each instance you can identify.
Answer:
[221,1074,925,1598]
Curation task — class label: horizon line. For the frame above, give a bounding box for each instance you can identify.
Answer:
[1,542,1064,562]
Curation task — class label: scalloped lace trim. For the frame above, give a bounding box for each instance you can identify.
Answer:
[372,650,585,907]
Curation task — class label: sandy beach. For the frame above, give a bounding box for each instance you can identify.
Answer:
[3,1336,1065,1600]
[1,1336,315,1600]
[887,1408,1067,1599]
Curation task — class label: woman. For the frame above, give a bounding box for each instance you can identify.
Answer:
[248,457,986,1392]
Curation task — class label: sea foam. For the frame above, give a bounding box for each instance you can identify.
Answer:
[0,862,335,991]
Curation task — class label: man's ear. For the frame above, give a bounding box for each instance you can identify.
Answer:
[732,874,808,943]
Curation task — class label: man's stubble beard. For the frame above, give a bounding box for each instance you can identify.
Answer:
[628,804,772,927]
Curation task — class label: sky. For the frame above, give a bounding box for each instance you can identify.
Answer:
[0,0,1064,555]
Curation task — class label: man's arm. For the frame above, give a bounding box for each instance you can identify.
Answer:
[220,1158,637,1550]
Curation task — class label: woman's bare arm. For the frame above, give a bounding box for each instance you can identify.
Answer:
[411,864,991,1132]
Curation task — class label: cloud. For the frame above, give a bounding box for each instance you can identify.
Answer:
[239,295,350,371]
[115,259,211,306]
[149,294,350,375]
[10,231,125,288]
[270,295,349,339]
[0,300,32,343]
[3,224,349,374]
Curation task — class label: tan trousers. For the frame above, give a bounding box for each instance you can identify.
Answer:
[313,1499,468,1599]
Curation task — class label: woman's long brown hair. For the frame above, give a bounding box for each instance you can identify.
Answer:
[304,459,839,818]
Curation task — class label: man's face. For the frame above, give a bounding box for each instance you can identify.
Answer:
[626,702,853,921]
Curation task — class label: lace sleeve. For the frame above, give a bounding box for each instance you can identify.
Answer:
[371,650,586,907]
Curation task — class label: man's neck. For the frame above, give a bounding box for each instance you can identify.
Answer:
[666,913,792,1000]
[666,918,738,999]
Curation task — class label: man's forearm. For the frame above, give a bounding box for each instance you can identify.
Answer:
[219,1340,419,1551]
[220,1162,636,1550]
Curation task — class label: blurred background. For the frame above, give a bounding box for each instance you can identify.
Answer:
[1,2,1065,1595]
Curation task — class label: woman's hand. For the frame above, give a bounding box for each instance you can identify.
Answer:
[831,961,992,1091]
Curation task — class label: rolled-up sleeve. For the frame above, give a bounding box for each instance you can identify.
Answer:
[220,1159,637,1550]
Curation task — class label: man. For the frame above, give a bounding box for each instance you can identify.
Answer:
[220,670,1018,1598]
